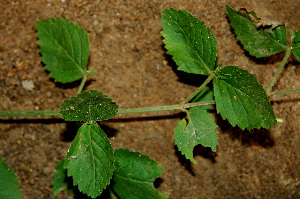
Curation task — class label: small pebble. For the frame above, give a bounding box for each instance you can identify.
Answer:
[21,79,34,91]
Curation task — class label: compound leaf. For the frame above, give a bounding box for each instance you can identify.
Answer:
[226,5,287,57]
[112,149,168,199]
[64,121,114,198]
[36,18,92,83]
[174,107,219,163]
[51,159,74,196]
[0,157,23,199]
[60,90,119,122]
[214,66,277,130]
[161,8,217,75]
[291,28,300,61]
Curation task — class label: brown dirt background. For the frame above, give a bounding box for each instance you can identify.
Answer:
[0,0,299,198]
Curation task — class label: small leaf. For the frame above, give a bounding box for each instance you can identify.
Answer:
[291,28,300,61]
[0,157,23,199]
[112,149,168,199]
[64,121,114,198]
[51,159,74,196]
[214,66,277,130]
[174,107,219,163]
[60,90,119,122]
[36,18,90,83]
[226,5,287,57]
[161,8,217,75]
[191,87,214,110]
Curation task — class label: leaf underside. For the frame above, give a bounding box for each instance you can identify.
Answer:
[64,122,114,198]
[161,8,217,75]
[36,18,90,83]
[112,149,168,199]
[226,4,287,57]
[291,28,300,61]
[214,66,277,130]
[0,157,23,199]
[60,90,119,122]
[174,107,219,163]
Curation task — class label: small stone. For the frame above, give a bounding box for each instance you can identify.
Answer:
[21,79,34,91]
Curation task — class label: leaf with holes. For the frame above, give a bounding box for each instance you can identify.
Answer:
[214,66,277,130]
[174,107,219,163]
[64,121,114,198]
[112,149,168,199]
[0,157,23,199]
[60,90,119,122]
[226,5,287,57]
[36,18,94,83]
[161,8,217,75]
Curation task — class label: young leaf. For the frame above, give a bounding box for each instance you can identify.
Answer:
[112,149,168,199]
[174,107,219,163]
[291,28,300,61]
[161,8,217,75]
[226,5,287,57]
[51,159,74,196]
[64,121,114,198]
[214,66,277,130]
[0,157,23,199]
[60,90,119,122]
[36,18,91,83]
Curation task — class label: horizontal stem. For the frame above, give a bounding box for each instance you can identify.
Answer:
[0,101,215,117]
[269,88,300,96]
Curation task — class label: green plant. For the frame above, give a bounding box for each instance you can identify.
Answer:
[0,5,299,198]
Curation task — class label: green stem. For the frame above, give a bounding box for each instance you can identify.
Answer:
[77,74,87,94]
[0,101,215,117]
[0,110,60,116]
[269,88,300,96]
[108,185,115,199]
[267,48,292,94]
[183,73,215,104]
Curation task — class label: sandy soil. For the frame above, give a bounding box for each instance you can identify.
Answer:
[0,0,299,198]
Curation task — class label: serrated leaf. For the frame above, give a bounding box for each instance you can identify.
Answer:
[0,157,23,199]
[60,90,119,122]
[51,159,74,196]
[64,121,114,198]
[174,107,219,163]
[291,28,300,61]
[214,66,277,130]
[112,149,168,199]
[161,8,217,75]
[226,5,287,57]
[36,18,90,83]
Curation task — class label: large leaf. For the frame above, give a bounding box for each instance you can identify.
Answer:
[64,121,114,198]
[112,149,168,199]
[51,159,74,196]
[214,66,277,130]
[226,5,287,57]
[291,28,300,61]
[60,90,119,122]
[36,18,93,83]
[0,157,23,199]
[161,8,217,75]
[174,107,219,163]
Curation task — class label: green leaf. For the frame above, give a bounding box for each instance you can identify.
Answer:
[0,157,23,199]
[60,90,119,122]
[36,18,90,83]
[214,66,277,130]
[291,28,300,61]
[112,149,168,199]
[161,8,217,75]
[51,159,74,196]
[191,87,214,110]
[64,121,114,198]
[226,5,287,57]
[174,107,219,163]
